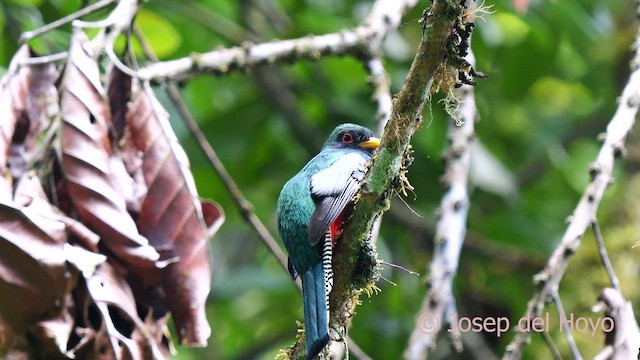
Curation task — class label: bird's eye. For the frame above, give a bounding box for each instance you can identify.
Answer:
[341,133,354,144]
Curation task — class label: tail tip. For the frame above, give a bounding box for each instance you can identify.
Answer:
[305,334,330,360]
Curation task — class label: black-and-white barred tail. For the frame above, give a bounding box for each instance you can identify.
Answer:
[322,232,333,313]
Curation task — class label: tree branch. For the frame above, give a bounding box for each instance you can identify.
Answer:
[18,0,116,44]
[325,0,465,355]
[502,4,640,357]
[594,288,640,360]
[552,291,582,359]
[363,55,393,132]
[404,47,478,359]
[592,220,621,292]
[135,0,418,82]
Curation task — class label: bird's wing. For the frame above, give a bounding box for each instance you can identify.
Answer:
[308,152,368,246]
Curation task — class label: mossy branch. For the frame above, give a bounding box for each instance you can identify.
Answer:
[326,0,468,355]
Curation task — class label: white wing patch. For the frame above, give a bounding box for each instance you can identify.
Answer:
[308,152,368,245]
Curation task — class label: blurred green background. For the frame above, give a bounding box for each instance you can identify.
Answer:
[2,0,640,358]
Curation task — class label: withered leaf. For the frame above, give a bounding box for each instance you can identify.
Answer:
[0,202,74,347]
[14,172,100,252]
[201,199,225,240]
[58,32,160,268]
[107,63,131,142]
[0,45,57,202]
[82,263,167,360]
[125,82,224,346]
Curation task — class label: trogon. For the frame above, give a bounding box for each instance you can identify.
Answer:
[277,123,380,360]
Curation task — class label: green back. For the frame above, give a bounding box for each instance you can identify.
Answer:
[276,150,345,273]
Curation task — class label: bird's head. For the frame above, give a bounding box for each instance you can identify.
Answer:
[322,123,380,154]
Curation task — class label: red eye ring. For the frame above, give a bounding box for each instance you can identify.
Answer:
[341,133,354,144]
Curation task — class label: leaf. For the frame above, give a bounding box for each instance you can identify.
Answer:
[0,203,67,323]
[0,201,76,353]
[0,46,30,202]
[81,263,168,360]
[58,31,161,268]
[2,172,90,358]
[14,171,101,252]
[125,82,224,345]
[107,61,131,142]
[201,199,225,240]
[29,311,74,357]
[0,45,57,201]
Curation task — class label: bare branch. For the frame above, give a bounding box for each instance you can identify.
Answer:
[591,220,621,292]
[404,45,478,360]
[541,331,563,360]
[502,4,640,357]
[552,291,582,360]
[347,337,374,360]
[363,55,393,132]
[18,0,116,44]
[594,288,640,360]
[76,0,139,56]
[136,0,418,81]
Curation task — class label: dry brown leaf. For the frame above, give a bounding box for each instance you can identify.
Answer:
[0,45,57,202]
[0,201,76,354]
[0,173,85,358]
[0,46,29,202]
[58,31,161,268]
[81,263,167,360]
[107,62,131,142]
[125,82,224,345]
[14,172,100,252]
[201,199,225,240]
[29,309,74,357]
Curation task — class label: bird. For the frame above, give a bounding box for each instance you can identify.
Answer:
[277,123,380,360]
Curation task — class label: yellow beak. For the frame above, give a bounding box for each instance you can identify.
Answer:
[358,137,381,150]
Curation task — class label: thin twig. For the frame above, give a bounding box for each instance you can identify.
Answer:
[20,52,68,66]
[83,0,139,57]
[552,291,582,360]
[503,3,640,356]
[18,0,116,44]
[167,68,292,279]
[106,46,139,78]
[540,331,563,360]
[591,220,621,292]
[131,27,292,281]
[347,336,373,360]
[379,260,420,276]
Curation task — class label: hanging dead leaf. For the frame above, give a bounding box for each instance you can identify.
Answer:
[0,202,76,354]
[83,263,168,360]
[107,66,147,215]
[29,307,74,358]
[124,82,224,345]
[14,172,100,252]
[58,31,161,269]
[0,45,57,202]
[201,199,225,240]
[107,62,131,142]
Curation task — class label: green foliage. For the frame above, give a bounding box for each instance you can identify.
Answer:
[2,0,639,358]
